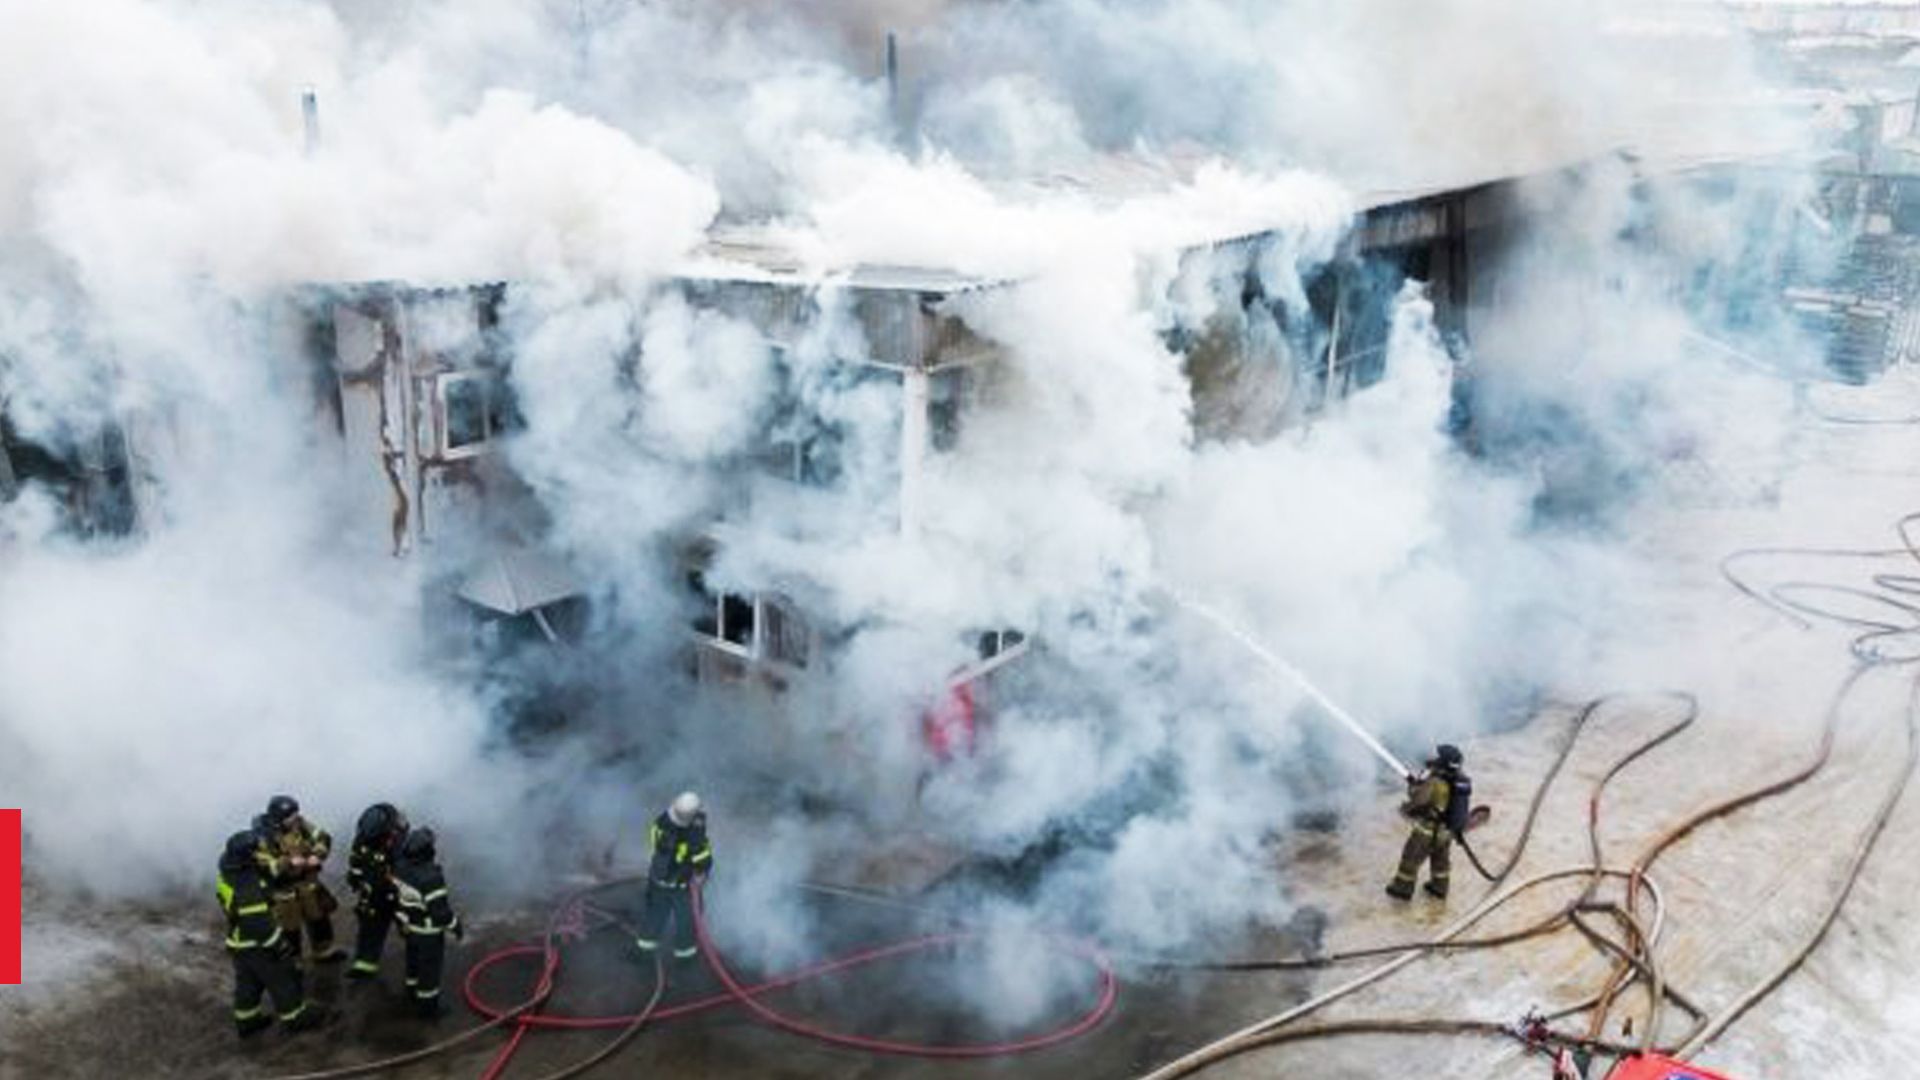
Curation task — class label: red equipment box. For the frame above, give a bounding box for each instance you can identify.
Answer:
[2,809,17,984]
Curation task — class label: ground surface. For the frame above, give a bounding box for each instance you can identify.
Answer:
[9,373,1920,1080]
[1185,372,1920,1080]
[0,881,1319,1080]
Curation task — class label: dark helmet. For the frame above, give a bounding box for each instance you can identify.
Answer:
[1431,744,1464,772]
[355,803,403,845]
[265,795,300,826]
[222,830,259,870]
[399,827,436,862]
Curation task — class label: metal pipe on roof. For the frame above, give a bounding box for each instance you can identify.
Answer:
[886,31,899,118]
[301,87,320,157]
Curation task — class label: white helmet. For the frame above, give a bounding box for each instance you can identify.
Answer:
[669,791,702,826]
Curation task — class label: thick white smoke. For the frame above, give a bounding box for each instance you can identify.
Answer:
[0,0,1857,1059]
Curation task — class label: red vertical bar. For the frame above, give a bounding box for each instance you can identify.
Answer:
[1,810,19,984]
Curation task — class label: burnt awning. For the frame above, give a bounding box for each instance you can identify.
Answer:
[456,547,581,616]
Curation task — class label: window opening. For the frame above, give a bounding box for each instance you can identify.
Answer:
[976,628,1026,660]
[928,366,971,452]
[440,373,491,454]
[719,593,755,647]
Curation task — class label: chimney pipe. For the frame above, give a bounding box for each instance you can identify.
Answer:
[301,87,320,157]
[885,31,901,143]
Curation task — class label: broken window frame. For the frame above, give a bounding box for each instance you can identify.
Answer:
[0,418,140,537]
[759,593,811,669]
[757,348,908,490]
[926,362,973,453]
[757,429,846,487]
[691,589,756,658]
[434,370,495,459]
[689,586,812,671]
[951,628,1031,687]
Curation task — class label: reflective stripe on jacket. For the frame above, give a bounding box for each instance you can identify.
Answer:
[647,811,713,886]
[218,869,285,951]
[347,841,398,908]
[394,858,459,936]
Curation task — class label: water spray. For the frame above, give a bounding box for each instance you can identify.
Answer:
[1172,593,1415,780]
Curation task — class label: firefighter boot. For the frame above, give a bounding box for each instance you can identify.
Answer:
[235,1012,274,1039]
[308,921,348,965]
[1423,880,1449,900]
[281,1003,326,1033]
[1385,879,1415,901]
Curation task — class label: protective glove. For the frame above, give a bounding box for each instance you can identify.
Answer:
[450,917,465,943]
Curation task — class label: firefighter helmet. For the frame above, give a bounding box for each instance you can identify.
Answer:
[1432,744,1464,771]
[223,830,259,865]
[399,827,436,861]
[356,802,402,845]
[669,791,702,826]
[265,794,300,825]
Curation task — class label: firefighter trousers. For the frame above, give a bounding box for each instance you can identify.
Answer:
[634,882,698,959]
[1388,820,1452,899]
[272,883,338,958]
[403,928,446,1015]
[351,902,394,977]
[230,946,307,1033]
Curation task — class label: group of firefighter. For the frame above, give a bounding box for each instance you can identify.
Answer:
[216,748,1462,1041]
[216,791,714,1038]
[215,795,459,1036]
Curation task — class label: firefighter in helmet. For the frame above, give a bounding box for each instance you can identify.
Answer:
[634,791,713,962]
[1386,743,1466,901]
[218,830,318,1037]
[392,826,462,1016]
[254,795,346,963]
[344,802,409,981]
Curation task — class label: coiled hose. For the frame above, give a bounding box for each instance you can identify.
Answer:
[457,878,1116,1075]
[1142,506,1920,1078]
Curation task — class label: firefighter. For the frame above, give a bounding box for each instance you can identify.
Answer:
[218,830,318,1037]
[393,826,463,1016]
[1386,743,1466,901]
[634,791,713,962]
[344,802,409,981]
[253,795,346,963]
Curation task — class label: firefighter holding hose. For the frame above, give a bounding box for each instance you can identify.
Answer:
[1386,743,1470,901]
[634,791,713,962]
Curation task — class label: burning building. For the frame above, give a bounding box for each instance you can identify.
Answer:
[223,145,1749,797]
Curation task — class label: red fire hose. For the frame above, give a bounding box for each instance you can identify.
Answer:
[462,879,1117,1074]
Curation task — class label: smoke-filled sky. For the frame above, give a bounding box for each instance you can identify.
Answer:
[0,0,1835,1015]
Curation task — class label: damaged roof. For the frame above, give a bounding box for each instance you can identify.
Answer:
[681,228,1005,295]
